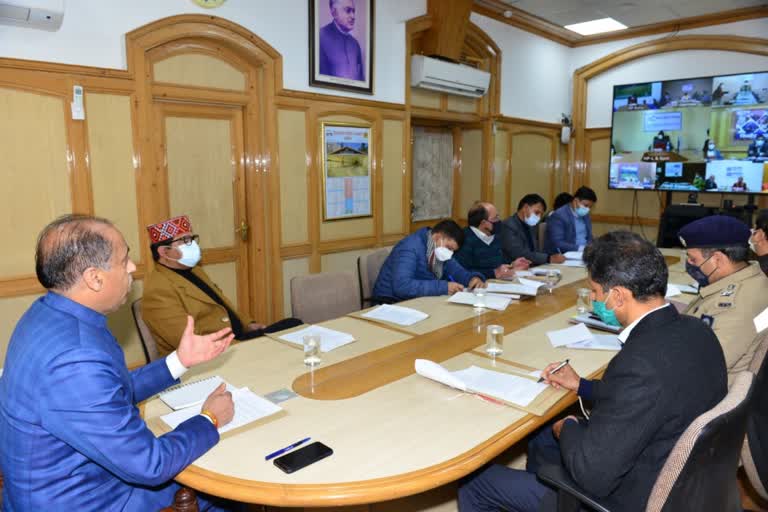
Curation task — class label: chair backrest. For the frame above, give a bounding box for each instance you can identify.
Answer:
[537,221,546,250]
[357,248,391,308]
[131,298,160,363]
[290,272,361,324]
[742,331,768,500]
[646,371,755,512]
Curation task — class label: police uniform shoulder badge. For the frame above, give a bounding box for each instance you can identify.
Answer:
[701,314,715,327]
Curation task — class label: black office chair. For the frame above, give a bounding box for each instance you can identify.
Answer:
[742,332,768,501]
[538,371,755,512]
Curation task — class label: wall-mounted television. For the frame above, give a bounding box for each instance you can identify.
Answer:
[609,71,768,194]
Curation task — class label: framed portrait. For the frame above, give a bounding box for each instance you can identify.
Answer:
[321,122,373,220]
[309,0,374,94]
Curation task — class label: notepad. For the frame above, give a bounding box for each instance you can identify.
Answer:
[547,323,593,348]
[564,251,583,260]
[160,376,228,411]
[485,282,539,296]
[665,284,682,298]
[670,283,699,294]
[361,304,429,326]
[278,325,355,352]
[569,313,622,333]
[161,387,282,433]
[415,359,548,408]
[448,291,511,311]
[567,334,622,351]
[517,278,545,290]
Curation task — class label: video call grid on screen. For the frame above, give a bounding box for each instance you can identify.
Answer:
[608,70,768,194]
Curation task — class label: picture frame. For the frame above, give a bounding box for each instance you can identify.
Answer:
[321,122,373,221]
[309,0,374,95]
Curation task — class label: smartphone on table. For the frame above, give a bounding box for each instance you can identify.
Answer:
[273,441,333,474]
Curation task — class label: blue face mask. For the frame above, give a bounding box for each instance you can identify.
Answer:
[686,256,716,287]
[576,206,590,217]
[592,289,621,327]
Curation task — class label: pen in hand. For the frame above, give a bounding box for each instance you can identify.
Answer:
[538,359,570,383]
[265,437,311,461]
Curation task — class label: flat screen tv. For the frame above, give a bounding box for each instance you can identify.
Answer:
[609,71,768,194]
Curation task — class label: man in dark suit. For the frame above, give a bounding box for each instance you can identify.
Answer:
[500,194,566,265]
[458,231,727,512]
[319,0,364,81]
[544,186,596,254]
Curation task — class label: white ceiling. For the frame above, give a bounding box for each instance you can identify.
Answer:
[499,0,766,28]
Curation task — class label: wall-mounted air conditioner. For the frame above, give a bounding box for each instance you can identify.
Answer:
[411,55,491,98]
[0,0,64,31]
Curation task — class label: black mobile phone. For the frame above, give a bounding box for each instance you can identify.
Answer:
[273,442,333,474]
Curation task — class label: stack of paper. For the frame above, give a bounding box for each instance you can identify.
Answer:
[567,335,622,351]
[546,323,594,348]
[531,268,561,277]
[486,282,539,296]
[665,284,682,298]
[564,251,583,260]
[162,386,282,433]
[278,325,355,352]
[547,323,622,351]
[415,359,548,407]
[569,313,622,333]
[517,278,545,290]
[448,291,511,311]
[161,375,228,410]
[555,260,586,268]
[361,304,429,326]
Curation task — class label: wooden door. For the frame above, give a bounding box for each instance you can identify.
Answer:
[154,103,252,315]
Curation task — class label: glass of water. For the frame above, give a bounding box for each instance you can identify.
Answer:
[473,287,487,309]
[303,335,322,367]
[576,288,592,314]
[486,325,504,357]
[545,270,560,294]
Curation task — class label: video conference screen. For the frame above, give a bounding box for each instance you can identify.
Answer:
[609,71,768,194]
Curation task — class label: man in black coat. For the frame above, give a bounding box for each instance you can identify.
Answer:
[458,231,727,512]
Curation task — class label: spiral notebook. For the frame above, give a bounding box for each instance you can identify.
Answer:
[159,375,229,411]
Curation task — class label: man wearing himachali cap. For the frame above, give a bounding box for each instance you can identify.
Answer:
[679,215,768,385]
[142,215,302,357]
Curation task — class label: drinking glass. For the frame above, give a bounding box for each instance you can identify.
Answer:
[473,287,487,309]
[545,270,560,294]
[576,288,592,314]
[303,335,322,367]
[486,325,504,357]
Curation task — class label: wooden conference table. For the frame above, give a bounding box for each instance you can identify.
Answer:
[144,249,693,507]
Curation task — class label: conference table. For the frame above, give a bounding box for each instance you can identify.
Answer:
[144,249,694,507]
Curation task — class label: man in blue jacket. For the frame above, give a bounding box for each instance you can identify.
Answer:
[0,215,237,511]
[455,201,530,279]
[373,219,485,301]
[544,186,597,254]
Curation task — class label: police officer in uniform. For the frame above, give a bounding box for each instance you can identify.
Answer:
[679,215,768,385]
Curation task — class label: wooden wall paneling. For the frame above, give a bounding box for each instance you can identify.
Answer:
[403,114,413,235]
[153,52,247,91]
[277,108,311,246]
[420,0,474,62]
[307,107,322,273]
[66,77,94,216]
[374,117,384,245]
[459,128,483,217]
[382,118,406,236]
[481,119,493,202]
[492,128,509,218]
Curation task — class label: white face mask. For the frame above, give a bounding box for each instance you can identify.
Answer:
[708,144,715,150]
[525,213,541,226]
[434,246,453,262]
[758,140,765,147]
[750,239,757,253]
[175,240,201,268]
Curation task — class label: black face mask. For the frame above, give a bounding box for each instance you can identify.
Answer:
[491,220,503,236]
[759,254,768,277]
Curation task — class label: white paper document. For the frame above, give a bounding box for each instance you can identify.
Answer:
[665,284,682,298]
[670,283,698,294]
[517,278,545,290]
[415,359,548,408]
[564,251,583,260]
[513,270,534,277]
[754,307,768,334]
[547,323,594,348]
[160,376,227,411]
[361,304,429,326]
[555,260,587,268]
[278,325,355,352]
[531,268,561,276]
[567,334,622,351]
[448,291,511,311]
[485,282,539,296]
[161,387,282,433]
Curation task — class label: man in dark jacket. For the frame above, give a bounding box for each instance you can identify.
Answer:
[544,186,596,254]
[455,202,530,279]
[500,194,566,266]
[373,219,485,301]
[458,231,727,512]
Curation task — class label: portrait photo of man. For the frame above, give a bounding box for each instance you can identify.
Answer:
[311,0,374,93]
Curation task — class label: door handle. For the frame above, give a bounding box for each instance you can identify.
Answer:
[236,220,249,242]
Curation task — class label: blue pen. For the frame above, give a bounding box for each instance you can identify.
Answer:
[446,273,456,282]
[265,437,311,461]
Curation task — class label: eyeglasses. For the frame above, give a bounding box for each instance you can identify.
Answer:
[172,235,199,246]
